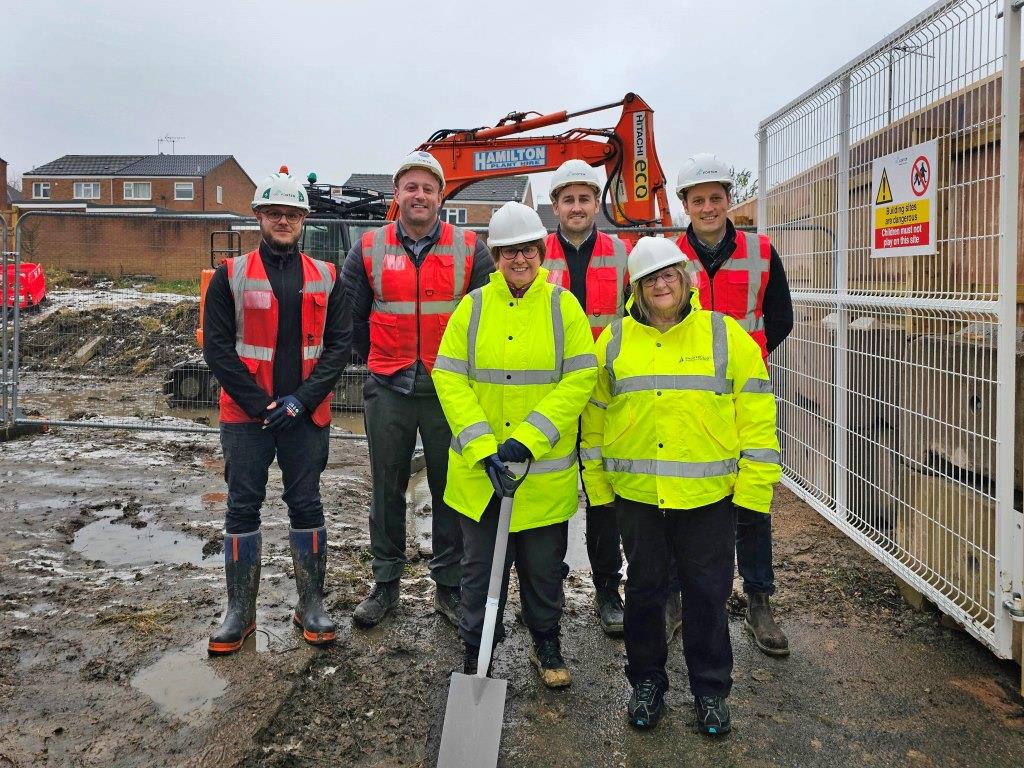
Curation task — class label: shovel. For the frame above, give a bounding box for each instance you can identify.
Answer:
[436,460,529,768]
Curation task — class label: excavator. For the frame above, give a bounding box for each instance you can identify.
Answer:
[164,92,671,410]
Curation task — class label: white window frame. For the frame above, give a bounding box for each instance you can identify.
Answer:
[216,185,223,204]
[442,207,467,225]
[123,181,152,200]
[73,181,101,200]
[174,181,195,201]
[32,182,50,199]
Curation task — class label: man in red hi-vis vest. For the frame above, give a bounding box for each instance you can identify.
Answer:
[545,159,631,638]
[341,151,494,629]
[674,152,794,657]
[203,168,352,655]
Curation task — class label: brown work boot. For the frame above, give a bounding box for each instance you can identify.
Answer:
[744,592,790,657]
[529,635,571,688]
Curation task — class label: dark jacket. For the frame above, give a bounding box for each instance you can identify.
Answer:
[203,241,352,419]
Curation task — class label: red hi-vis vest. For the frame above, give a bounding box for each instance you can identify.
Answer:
[676,230,772,360]
[219,250,336,427]
[362,222,476,375]
[544,231,630,340]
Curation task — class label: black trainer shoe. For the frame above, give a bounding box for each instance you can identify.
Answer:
[627,678,665,729]
[352,580,399,628]
[528,635,571,688]
[594,586,624,636]
[434,584,461,627]
[693,695,731,736]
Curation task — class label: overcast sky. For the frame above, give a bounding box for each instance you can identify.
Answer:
[4,0,934,208]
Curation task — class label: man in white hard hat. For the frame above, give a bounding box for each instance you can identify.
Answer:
[545,159,630,637]
[204,167,352,654]
[341,150,495,629]
[674,152,793,657]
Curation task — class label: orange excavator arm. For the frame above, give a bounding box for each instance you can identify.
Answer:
[386,93,671,241]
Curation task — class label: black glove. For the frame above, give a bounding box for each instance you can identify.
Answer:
[264,395,305,433]
[483,454,512,498]
[497,438,531,463]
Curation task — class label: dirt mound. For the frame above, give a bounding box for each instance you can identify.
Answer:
[19,301,199,376]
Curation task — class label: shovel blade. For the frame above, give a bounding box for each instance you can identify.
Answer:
[436,671,508,768]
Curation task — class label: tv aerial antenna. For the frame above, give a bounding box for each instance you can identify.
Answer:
[157,135,186,154]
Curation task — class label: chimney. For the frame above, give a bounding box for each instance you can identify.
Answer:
[0,158,7,207]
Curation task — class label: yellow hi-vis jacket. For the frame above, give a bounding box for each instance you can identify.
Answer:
[432,268,597,531]
[581,289,781,513]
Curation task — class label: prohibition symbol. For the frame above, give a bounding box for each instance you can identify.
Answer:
[911,155,930,197]
[875,168,893,205]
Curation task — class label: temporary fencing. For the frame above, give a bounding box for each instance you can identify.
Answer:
[759,0,1024,661]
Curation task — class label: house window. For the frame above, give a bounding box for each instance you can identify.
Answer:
[216,186,223,204]
[174,182,194,200]
[73,182,101,200]
[442,207,466,225]
[32,182,50,199]
[123,181,152,200]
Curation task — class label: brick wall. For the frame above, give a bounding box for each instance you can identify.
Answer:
[203,159,255,215]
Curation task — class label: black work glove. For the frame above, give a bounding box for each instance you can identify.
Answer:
[263,395,306,433]
[483,454,512,498]
[497,438,532,463]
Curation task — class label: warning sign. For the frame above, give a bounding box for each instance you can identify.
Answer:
[871,139,937,258]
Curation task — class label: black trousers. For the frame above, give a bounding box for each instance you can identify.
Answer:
[363,375,462,586]
[220,419,329,534]
[458,495,568,648]
[617,495,735,698]
[577,430,623,590]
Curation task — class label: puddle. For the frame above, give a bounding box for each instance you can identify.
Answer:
[73,511,212,567]
[131,639,227,721]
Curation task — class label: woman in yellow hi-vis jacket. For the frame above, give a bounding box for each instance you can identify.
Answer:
[581,236,781,736]
[433,202,596,688]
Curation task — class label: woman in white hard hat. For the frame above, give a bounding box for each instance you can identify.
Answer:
[580,236,781,735]
[432,201,596,687]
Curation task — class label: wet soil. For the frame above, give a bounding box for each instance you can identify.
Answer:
[1,425,1022,768]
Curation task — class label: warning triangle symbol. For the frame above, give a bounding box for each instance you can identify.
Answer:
[875,168,893,205]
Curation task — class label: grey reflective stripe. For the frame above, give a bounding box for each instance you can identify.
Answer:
[562,353,597,374]
[531,453,577,473]
[736,315,766,333]
[741,378,773,394]
[612,374,732,396]
[589,313,619,329]
[421,300,458,315]
[433,355,469,376]
[711,312,728,380]
[588,397,608,410]
[525,411,560,447]
[302,344,323,360]
[551,286,564,375]
[369,226,390,295]
[467,288,483,374]
[741,232,769,320]
[471,369,561,385]
[236,342,273,361]
[450,229,470,302]
[228,252,251,339]
[580,446,602,461]
[453,421,493,453]
[603,457,738,478]
[741,448,781,464]
[605,318,623,390]
[373,299,415,314]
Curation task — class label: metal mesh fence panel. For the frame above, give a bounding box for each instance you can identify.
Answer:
[760,0,1023,658]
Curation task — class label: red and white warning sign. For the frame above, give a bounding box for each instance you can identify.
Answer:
[871,138,938,258]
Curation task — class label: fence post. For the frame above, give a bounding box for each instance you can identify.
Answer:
[11,217,23,422]
[756,127,767,236]
[834,75,852,519]
[1,216,8,425]
[996,0,1023,663]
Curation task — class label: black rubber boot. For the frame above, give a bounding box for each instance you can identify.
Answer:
[290,527,336,646]
[744,592,790,657]
[208,530,261,655]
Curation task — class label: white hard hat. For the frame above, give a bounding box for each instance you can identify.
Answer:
[549,159,601,199]
[394,150,445,191]
[487,202,548,249]
[252,166,310,212]
[627,236,685,282]
[675,153,733,199]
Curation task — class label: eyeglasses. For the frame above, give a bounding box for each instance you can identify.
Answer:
[260,209,305,223]
[499,245,540,260]
[641,270,681,288]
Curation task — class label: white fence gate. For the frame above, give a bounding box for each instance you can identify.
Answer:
[759,0,1024,660]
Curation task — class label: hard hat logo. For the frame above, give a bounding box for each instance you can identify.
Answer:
[262,189,271,200]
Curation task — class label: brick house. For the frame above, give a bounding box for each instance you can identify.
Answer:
[344,173,532,226]
[1,155,21,231]
[21,154,255,215]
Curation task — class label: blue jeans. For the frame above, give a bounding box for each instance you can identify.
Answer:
[220,419,329,534]
[668,504,775,595]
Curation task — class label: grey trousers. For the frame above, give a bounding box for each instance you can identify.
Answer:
[363,375,462,586]
[458,495,569,648]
